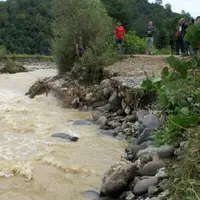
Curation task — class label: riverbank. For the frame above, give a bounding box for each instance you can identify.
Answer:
[25,55,200,200]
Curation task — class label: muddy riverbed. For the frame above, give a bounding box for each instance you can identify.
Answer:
[0,65,124,200]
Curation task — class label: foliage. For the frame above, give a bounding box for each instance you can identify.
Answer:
[184,21,200,49]
[141,56,200,145]
[153,47,171,55]
[169,127,200,200]
[0,0,52,55]
[123,31,146,54]
[52,0,117,84]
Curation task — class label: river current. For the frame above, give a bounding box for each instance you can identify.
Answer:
[0,66,124,200]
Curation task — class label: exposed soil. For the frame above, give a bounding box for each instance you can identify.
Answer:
[106,55,169,78]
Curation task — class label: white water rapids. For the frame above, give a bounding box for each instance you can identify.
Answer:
[0,64,124,200]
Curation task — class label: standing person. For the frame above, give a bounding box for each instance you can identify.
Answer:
[175,20,184,55]
[145,21,155,55]
[114,22,125,54]
[179,18,189,56]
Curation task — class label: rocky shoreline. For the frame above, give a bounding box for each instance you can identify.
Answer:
[25,73,187,200]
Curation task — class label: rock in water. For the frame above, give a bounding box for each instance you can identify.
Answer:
[72,120,92,126]
[100,162,138,198]
[51,133,79,142]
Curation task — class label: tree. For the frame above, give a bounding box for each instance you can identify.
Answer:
[52,0,115,83]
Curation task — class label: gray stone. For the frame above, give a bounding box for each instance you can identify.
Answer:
[121,99,127,110]
[131,138,138,145]
[72,120,92,126]
[114,126,121,134]
[121,122,129,130]
[116,132,126,140]
[136,110,148,121]
[156,168,168,179]
[125,191,135,200]
[100,79,110,89]
[139,160,166,176]
[133,176,158,195]
[108,121,121,129]
[96,116,107,127]
[104,88,110,98]
[140,141,154,148]
[125,115,137,122]
[142,114,161,130]
[125,106,132,115]
[147,198,160,200]
[157,145,175,158]
[100,163,138,198]
[157,189,170,199]
[92,112,102,121]
[133,121,140,130]
[180,141,189,150]
[140,153,153,165]
[148,186,159,198]
[51,133,79,142]
[137,128,152,145]
[137,147,158,158]
[158,179,169,191]
[108,91,121,106]
[130,145,145,159]
[139,123,146,133]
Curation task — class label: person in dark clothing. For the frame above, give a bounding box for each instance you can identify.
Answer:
[175,20,184,55]
[180,18,189,55]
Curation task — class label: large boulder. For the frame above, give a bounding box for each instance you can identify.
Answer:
[142,114,161,130]
[133,176,158,195]
[157,144,175,158]
[100,162,138,198]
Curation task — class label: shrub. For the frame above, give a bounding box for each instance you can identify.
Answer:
[52,0,117,84]
[184,21,200,48]
[123,31,146,54]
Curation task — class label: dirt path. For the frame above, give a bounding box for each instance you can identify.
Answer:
[106,55,169,77]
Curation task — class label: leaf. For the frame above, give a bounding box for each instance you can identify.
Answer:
[162,66,169,78]
[180,107,189,116]
[152,77,162,83]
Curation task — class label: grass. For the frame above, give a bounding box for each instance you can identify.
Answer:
[169,127,200,200]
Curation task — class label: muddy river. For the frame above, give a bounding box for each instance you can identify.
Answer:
[0,66,124,200]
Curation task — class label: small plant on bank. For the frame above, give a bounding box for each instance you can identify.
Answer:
[141,55,200,199]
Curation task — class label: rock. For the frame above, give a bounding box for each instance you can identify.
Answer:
[108,121,121,129]
[92,112,101,121]
[121,99,127,110]
[100,162,138,198]
[116,132,126,140]
[108,91,121,107]
[96,116,107,127]
[130,145,145,159]
[103,88,110,99]
[51,133,79,142]
[156,168,168,179]
[140,141,154,148]
[125,115,137,123]
[139,160,166,176]
[139,123,146,133]
[140,153,153,165]
[142,114,161,130]
[158,179,169,191]
[72,120,92,126]
[133,176,158,195]
[136,110,148,121]
[71,97,80,107]
[131,138,138,145]
[148,186,159,198]
[157,189,169,199]
[137,128,152,145]
[137,147,158,158]
[147,198,160,200]
[125,191,135,200]
[113,126,121,134]
[180,141,189,150]
[125,106,131,115]
[133,121,140,130]
[121,122,129,130]
[157,145,175,158]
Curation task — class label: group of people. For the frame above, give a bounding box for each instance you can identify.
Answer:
[114,21,155,55]
[175,16,200,56]
[114,16,200,56]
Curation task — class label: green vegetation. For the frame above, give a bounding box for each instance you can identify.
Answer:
[52,0,118,84]
[141,55,200,199]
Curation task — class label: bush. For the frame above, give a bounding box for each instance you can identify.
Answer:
[123,31,146,54]
[184,21,200,48]
[52,0,117,84]
[153,47,172,55]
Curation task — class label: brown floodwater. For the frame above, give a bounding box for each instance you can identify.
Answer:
[0,66,125,200]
